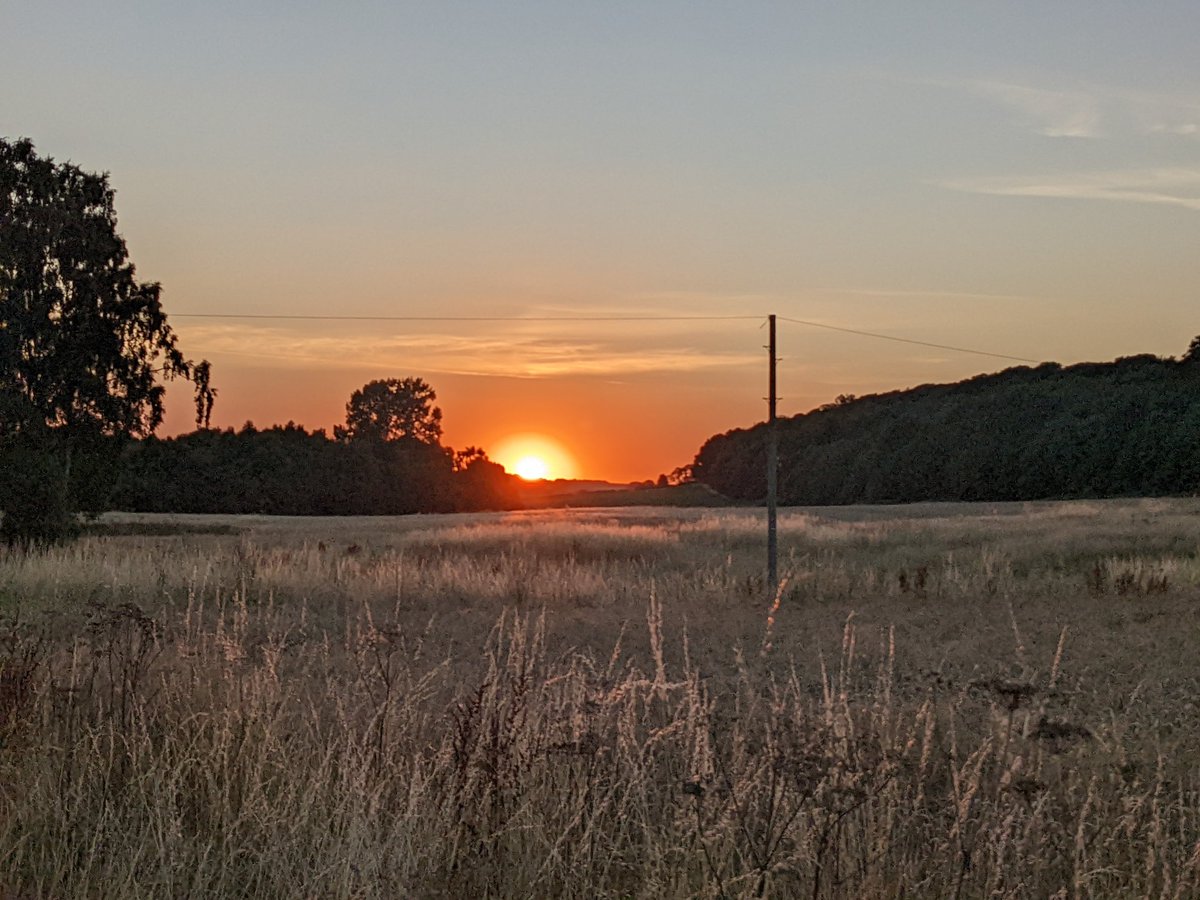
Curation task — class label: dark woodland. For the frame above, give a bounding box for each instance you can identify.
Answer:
[693,343,1200,505]
[111,420,522,516]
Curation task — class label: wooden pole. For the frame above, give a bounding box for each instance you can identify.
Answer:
[767,314,778,593]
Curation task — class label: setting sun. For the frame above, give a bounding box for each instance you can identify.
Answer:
[492,434,578,481]
[512,455,550,481]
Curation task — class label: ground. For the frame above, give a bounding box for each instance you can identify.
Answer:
[1,500,1198,897]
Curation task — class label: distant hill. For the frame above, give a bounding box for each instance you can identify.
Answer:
[517,479,628,500]
[692,344,1200,505]
[522,481,731,508]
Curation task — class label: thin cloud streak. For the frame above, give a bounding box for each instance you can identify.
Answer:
[917,75,1200,141]
[941,167,1200,211]
[821,287,1041,303]
[970,80,1102,138]
[178,324,760,378]
[622,288,1040,307]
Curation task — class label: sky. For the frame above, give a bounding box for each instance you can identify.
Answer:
[4,2,1199,481]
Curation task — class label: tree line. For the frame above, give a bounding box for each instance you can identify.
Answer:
[693,343,1200,505]
[112,390,523,516]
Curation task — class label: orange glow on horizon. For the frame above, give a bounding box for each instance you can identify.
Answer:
[160,366,756,483]
[492,434,578,481]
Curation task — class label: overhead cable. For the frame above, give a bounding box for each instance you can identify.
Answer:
[777,316,1039,363]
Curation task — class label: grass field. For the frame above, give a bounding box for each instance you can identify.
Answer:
[2,499,1199,898]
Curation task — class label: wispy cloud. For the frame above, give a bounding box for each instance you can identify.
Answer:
[970,80,1103,138]
[622,291,774,313]
[609,287,1039,309]
[1150,122,1200,136]
[821,287,1040,303]
[927,76,1200,141]
[177,323,759,377]
[1108,86,1200,139]
[940,167,1200,211]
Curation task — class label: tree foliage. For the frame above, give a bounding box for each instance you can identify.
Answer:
[113,379,522,515]
[112,423,523,515]
[693,339,1200,505]
[1184,335,1200,365]
[0,137,212,545]
[334,377,442,445]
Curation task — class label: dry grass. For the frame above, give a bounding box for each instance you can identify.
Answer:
[1,499,1199,897]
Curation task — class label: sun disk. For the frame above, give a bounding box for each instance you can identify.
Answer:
[492,433,578,481]
[513,455,550,480]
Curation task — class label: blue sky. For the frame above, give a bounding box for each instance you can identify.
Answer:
[4,2,1198,478]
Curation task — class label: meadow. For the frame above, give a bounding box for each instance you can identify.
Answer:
[2,499,1199,898]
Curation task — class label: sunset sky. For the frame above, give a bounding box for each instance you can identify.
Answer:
[5,3,1199,481]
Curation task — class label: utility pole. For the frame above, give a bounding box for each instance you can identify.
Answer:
[767,314,778,593]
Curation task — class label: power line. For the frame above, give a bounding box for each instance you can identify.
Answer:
[777,316,1039,364]
[172,313,765,322]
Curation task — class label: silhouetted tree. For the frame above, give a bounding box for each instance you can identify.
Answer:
[192,360,217,428]
[1183,335,1200,365]
[335,377,442,444]
[0,137,213,545]
[454,446,488,471]
[450,446,522,510]
[667,465,694,485]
